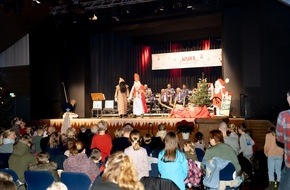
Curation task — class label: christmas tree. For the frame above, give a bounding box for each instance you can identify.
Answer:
[189,73,212,107]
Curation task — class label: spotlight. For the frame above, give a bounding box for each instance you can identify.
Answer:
[90,14,97,21]
[32,0,41,4]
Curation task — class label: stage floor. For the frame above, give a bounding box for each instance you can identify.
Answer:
[48,113,197,129]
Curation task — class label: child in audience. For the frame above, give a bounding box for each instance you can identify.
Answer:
[158,131,188,190]
[194,132,205,150]
[155,124,167,141]
[90,148,105,173]
[32,127,44,154]
[124,129,149,180]
[183,141,197,161]
[28,152,60,181]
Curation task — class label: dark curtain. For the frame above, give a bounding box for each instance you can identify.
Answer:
[90,34,222,99]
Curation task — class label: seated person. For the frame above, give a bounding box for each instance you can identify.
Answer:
[28,152,60,181]
[145,88,155,113]
[158,89,172,112]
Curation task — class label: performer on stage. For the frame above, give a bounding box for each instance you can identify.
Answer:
[128,73,148,117]
[114,77,129,118]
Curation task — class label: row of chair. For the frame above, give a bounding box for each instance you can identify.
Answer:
[0,168,92,190]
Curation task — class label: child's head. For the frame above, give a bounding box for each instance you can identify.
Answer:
[195,132,203,142]
[142,134,152,145]
[129,129,141,150]
[36,127,44,136]
[37,152,50,164]
[158,124,166,131]
[90,148,102,163]
[183,141,195,155]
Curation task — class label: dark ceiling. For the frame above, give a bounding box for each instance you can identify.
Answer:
[0,0,243,52]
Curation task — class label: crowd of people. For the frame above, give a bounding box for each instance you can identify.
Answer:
[1,99,290,190]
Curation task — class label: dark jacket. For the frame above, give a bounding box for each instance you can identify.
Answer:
[140,176,180,190]
[8,142,37,181]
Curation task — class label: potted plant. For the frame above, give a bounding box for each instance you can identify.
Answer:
[176,120,195,139]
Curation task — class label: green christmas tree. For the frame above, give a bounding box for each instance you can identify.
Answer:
[189,73,212,107]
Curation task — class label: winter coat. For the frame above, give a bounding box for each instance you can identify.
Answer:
[8,141,37,181]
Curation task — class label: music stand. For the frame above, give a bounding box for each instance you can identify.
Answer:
[91,93,105,117]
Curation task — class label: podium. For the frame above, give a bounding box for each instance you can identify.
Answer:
[91,93,105,117]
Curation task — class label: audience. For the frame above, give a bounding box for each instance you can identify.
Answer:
[46,182,68,190]
[32,127,45,154]
[91,151,144,190]
[111,123,133,153]
[91,120,112,162]
[124,129,149,180]
[158,131,188,190]
[90,148,105,173]
[194,132,205,151]
[28,152,60,181]
[218,122,240,155]
[63,140,100,182]
[40,126,56,152]
[8,134,37,185]
[0,129,17,153]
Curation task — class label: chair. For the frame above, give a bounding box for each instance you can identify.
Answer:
[0,168,25,190]
[195,148,204,162]
[61,171,92,190]
[0,153,12,169]
[140,176,180,190]
[102,100,116,114]
[24,170,55,190]
[149,163,160,177]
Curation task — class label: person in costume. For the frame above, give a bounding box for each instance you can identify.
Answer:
[210,78,230,115]
[114,77,129,118]
[128,73,148,117]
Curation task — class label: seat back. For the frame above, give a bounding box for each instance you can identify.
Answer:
[24,170,55,190]
[220,162,236,181]
[195,148,204,162]
[140,176,180,190]
[61,171,92,190]
[0,153,12,169]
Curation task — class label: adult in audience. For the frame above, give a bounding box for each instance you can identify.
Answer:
[218,122,240,155]
[111,123,133,154]
[276,88,290,190]
[202,130,241,175]
[91,151,144,190]
[40,126,56,152]
[63,140,100,183]
[0,129,17,153]
[8,134,37,185]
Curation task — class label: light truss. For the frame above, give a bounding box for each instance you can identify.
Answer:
[49,0,158,15]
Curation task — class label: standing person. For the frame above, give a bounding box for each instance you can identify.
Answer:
[124,129,149,180]
[264,124,284,190]
[91,120,112,162]
[158,131,188,190]
[128,73,148,118]
[114,77,129,118]
[276,89,290,190]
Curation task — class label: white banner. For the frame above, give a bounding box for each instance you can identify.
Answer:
[152,49,222,70]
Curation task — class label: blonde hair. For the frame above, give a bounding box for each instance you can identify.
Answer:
[49,132,60,148]
[0,180,17,190]
[46,182,68,190]
[0,129,16,145]
[129,129,141,150]
[183,141,196,155]
[114,128,124,138]
[103,151,144,190]
[90,148,102,162]
[97,120,108,131]
[0,172,13,181]
[66,127,76,138]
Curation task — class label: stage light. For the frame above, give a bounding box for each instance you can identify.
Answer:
[186,0,195,10]
[90,13,97,21]
[32,0,41,5]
